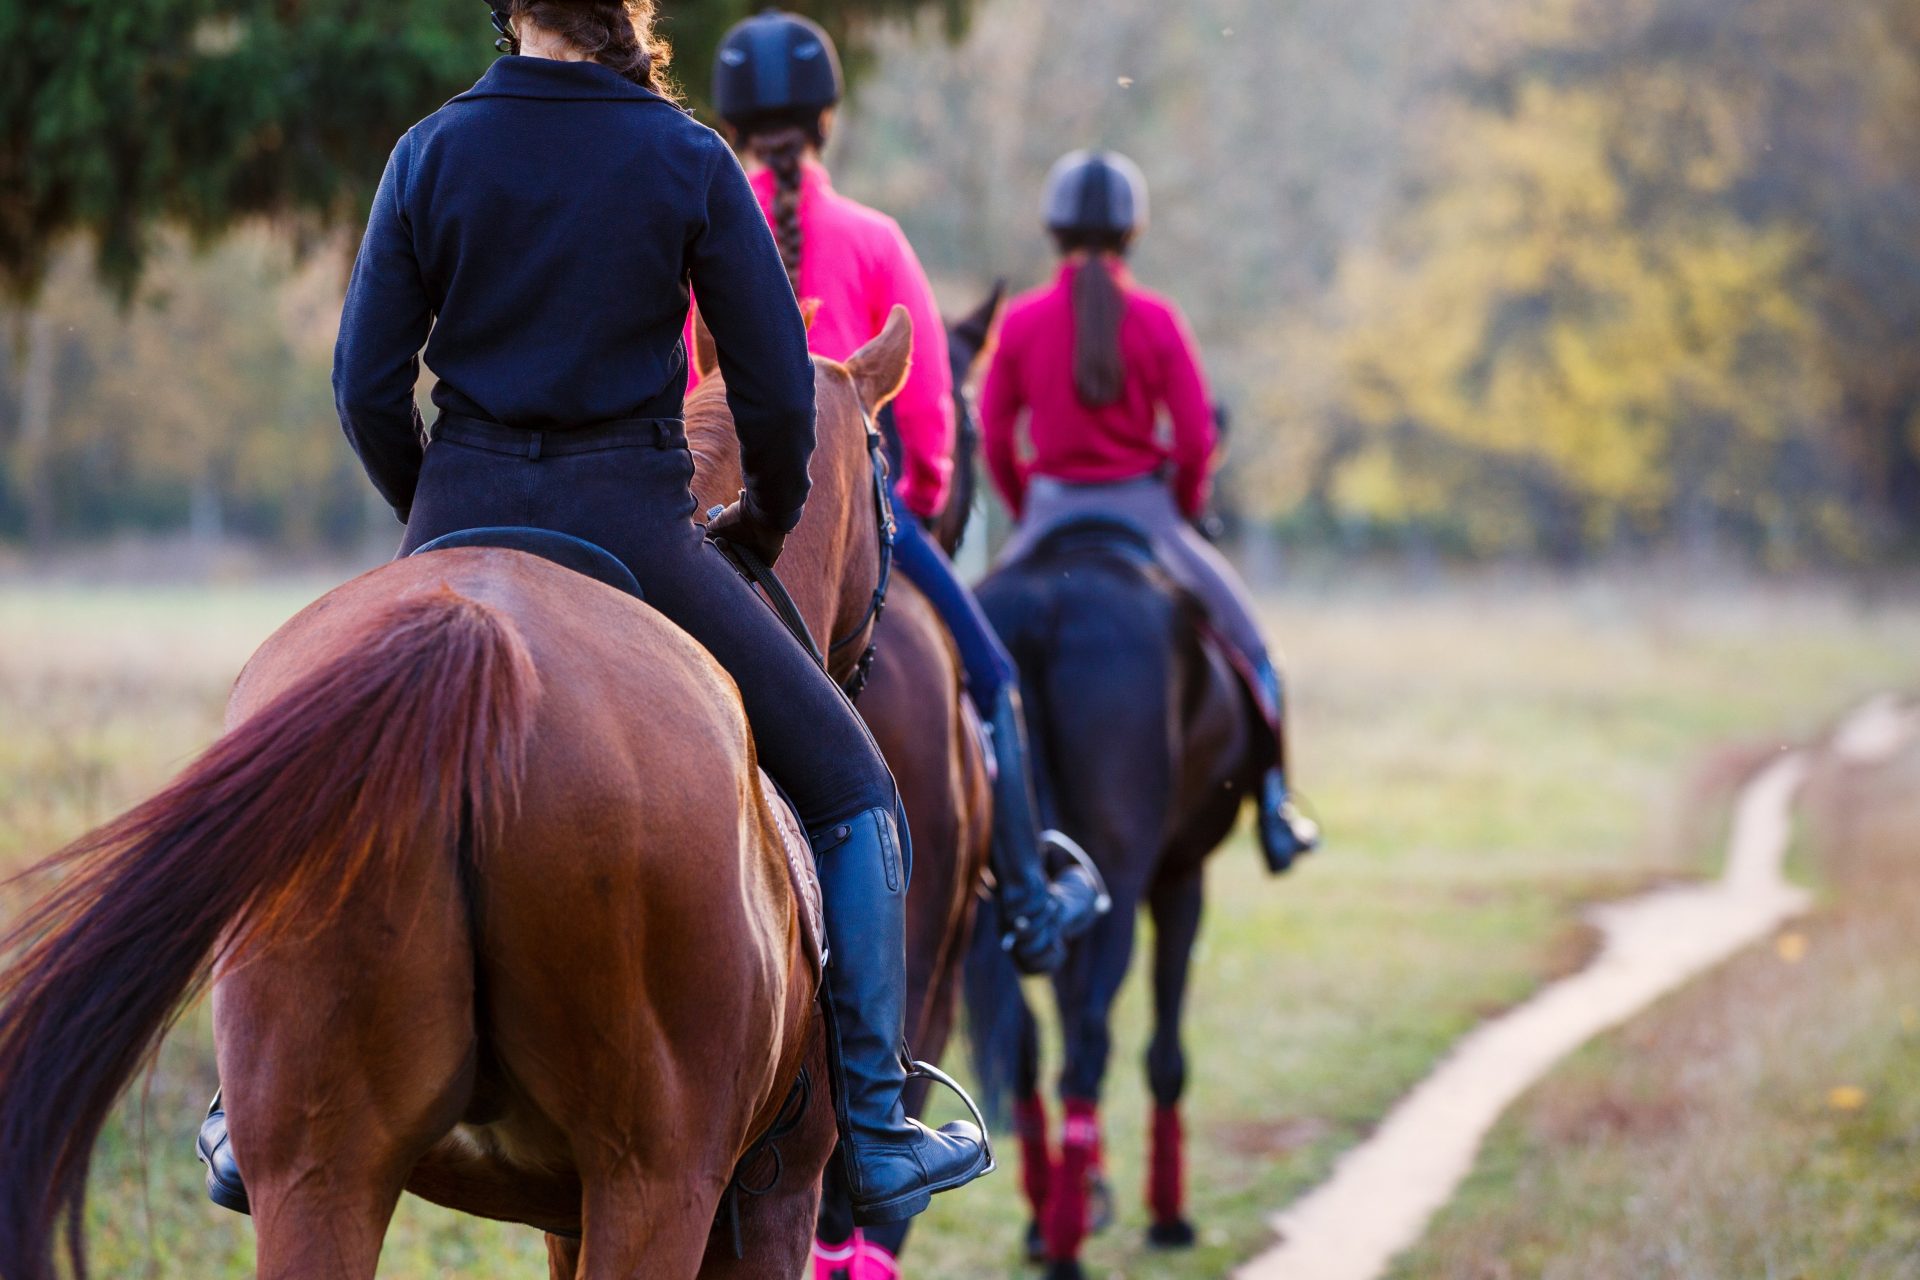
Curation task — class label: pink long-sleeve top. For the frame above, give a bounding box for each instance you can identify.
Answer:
[689,159,955,519]
[980,260,1217,520]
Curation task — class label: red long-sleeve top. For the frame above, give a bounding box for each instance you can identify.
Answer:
[980,261,1217,520]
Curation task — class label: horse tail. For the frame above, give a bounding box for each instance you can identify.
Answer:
[0,585,538,1280]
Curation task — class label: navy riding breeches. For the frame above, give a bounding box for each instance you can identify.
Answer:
[400,416,899,831]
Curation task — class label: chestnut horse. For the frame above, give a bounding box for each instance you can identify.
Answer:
[0,318,915,1280]
[691,308,998,1273]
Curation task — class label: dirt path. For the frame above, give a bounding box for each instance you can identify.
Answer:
[1236,695,1917,1280]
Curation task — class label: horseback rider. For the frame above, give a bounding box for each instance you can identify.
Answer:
[196,0,989,1229]
[706,11,1100,974]
[981,150,1321,873]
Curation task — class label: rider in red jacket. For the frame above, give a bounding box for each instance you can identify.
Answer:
[982,150,1320,873]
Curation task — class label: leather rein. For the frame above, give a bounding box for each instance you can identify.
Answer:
[710,407,895,700]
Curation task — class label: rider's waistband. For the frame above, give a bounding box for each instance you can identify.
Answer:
[432,414,687,459]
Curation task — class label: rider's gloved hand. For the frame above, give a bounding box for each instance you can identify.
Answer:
[707,491,789,569]
[1006,892,1068,976]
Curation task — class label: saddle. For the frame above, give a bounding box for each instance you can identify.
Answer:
[410,527,644,600]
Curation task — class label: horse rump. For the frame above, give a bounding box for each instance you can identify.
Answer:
[0,585,537,1280]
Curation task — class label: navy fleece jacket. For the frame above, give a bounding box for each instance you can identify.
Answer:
[332,56,815,529]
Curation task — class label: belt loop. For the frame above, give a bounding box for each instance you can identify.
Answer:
[656,420,671,449]
[528,431,543,462]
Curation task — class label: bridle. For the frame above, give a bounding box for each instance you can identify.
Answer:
[709,404,895,702]
[827,408,895,699]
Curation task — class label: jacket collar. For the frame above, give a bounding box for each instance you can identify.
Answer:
[450,55,678,108]
[1054,256,1134,289]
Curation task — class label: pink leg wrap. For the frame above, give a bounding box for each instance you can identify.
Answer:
[1148,1104,1185,1225]
[813,1232,860,1280]
[850,1233,902,1280]
[1045,1099,1100,1262]
[1015,1092,1052,1223]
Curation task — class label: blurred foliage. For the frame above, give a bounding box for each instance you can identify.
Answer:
[0,0,973,302]
[845,0,1920,563]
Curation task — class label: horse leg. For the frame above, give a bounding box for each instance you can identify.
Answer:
[546,1234,583,1279]
[1015,998,1052,1263]
[216,820,478,1280]
[1044,885,1143,1280]
[573,1175,717,1279]
[703,1034,839,1280]
[1144,864,1204,1248]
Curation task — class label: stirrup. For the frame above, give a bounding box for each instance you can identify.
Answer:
[1041,829,1113,917]
[905,1059,997,1176]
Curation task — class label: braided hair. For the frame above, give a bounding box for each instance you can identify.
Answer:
[508,0,678,98]
[744,124,814,293]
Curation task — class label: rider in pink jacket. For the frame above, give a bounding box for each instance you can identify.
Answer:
[687,160,956,521]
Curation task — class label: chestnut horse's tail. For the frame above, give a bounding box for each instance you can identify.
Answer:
[0,585,538,1280]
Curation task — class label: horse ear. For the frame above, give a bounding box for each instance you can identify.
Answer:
[846,305,914,412]
[799,298,822,332]
[954,280,1006,348]
[692,306,720,380]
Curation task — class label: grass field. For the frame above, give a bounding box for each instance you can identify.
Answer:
[1389,713,1920,1280]
[2,570,1915,1278]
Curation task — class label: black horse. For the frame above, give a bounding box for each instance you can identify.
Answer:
[967,520,1267,1280]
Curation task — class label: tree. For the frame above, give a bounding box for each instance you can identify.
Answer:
[1,0,976,302]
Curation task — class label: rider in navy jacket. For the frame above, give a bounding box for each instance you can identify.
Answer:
[334,54,814,534]
[193,11,991,1232]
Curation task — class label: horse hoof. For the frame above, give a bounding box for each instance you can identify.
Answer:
[1044,1261,1085,1280]
[1087,1174,1115,1234]
[1146,1218,1197,1249]
[1024,1221,1046,1265]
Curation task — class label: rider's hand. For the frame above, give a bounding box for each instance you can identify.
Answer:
[1007,894,1069,976]
[706,492,788,569]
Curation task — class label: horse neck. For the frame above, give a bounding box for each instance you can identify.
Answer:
[685,375,880,680]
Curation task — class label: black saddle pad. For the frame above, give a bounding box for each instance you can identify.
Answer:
[410,527,643,600]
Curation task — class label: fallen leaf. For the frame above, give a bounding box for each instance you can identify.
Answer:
[1776,931,1809,962]
[1827,1085,1867,1111]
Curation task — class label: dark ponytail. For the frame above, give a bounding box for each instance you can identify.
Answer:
[509,0,678,98]
[1056,231,1132,408]
[742,119,823,294]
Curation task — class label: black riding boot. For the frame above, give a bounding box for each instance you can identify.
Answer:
[1255,659,1320,874]
[985,687,1107,974]
[195,1092,250,1214]
[815,806,993,1225]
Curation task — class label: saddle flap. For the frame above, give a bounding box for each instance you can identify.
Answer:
[410,527,643,600]
[760,768,826,978]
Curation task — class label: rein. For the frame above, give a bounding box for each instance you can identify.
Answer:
[708,406,895,700]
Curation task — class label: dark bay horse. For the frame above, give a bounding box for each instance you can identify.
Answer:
[693,305,999,1275]
[969,523,1266,1280]
[0,321,916,1280]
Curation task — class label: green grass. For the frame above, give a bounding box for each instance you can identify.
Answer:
[1391,735,1920,1280]
[2,571,1915,1277]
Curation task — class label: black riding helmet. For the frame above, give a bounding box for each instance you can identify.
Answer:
[713,10,845,131]
[1043,149,1151,241]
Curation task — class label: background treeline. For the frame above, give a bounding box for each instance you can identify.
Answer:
[3,0,1917,563]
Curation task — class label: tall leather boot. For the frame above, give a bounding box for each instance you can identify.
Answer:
[815,806,993,1224]
[985,687,1107,974]
[1254,659,1320,874]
